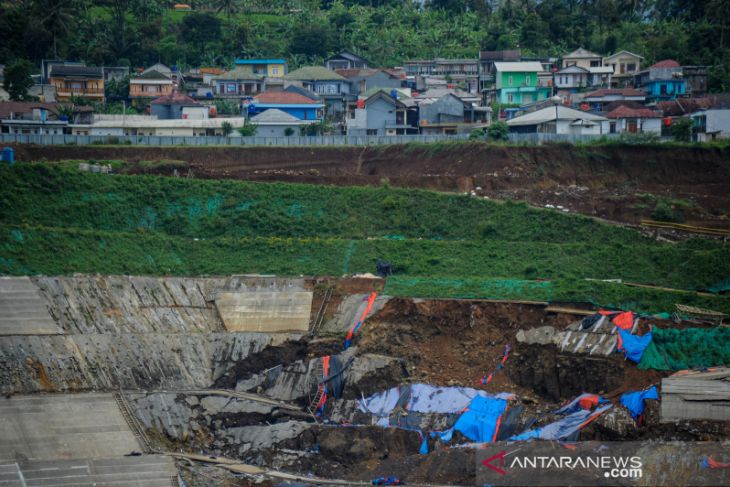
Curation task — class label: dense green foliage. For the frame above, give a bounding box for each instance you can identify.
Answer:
[1,1,728,92]
[2,59,34,101]
[1,164,730,314]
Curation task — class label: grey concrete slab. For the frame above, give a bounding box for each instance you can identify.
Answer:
[0,463,24,486]
[0,394,140,463]
[32,276,226,335]
[0,332,273,395]
[216,291,313,333]
[14,456,175,486]
[0,277,60,336]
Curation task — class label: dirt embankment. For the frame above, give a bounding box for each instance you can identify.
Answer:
[13,143,730,227]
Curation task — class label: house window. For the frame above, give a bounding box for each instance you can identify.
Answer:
[508,75,513,86]
[508,94,514,103]
[227,83,237,93]
[367,129,377,135]
[271,66,279,75]
[627,63,636,72]
[525,76,531,85]
[590,60,601,67]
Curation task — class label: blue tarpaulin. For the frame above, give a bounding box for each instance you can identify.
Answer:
[509,404,612,441]
[431,396,508,443]
[554,393,608,415]
[620,386,659,420]
[452,396,508,443]
[617,328,653,363]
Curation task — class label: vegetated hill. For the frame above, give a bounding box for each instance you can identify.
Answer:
[1,164,729,313]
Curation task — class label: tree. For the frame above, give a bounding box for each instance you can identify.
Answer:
[289,23,333,58]
[3,60,35,101]
[300,120,332,136]
[487,121,509,141]
[284,127,295,136]
[37,0,76,58]
[105,76,130,102]
[221,121,233,136]
[216,0,239,19]
[671,118,693,142]
[238,120,258,136]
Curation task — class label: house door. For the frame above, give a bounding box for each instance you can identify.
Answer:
[627,120,638,133]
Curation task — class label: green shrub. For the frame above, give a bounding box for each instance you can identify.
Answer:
[487,121,509,141]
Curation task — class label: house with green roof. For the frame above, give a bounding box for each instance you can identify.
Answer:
[212,66,264,98]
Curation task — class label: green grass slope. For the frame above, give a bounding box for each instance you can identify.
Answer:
[1,164,729,313]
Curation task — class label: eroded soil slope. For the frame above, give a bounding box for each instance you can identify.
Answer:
[13,143,730,228]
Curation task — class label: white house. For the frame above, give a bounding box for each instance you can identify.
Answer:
[249,108,310,137]
[507,105,609,135]
[691,109,730,141]
[71,116,249,137]
[605,106,662,134]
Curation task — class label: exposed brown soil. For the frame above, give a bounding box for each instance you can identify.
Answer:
[353,298,660,401]
[12,143,730,228]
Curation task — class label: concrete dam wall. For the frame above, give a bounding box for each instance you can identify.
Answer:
[0,275,315,394]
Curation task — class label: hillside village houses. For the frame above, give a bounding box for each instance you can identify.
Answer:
[2,47,726,140]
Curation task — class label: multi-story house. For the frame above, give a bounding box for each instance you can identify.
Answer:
[212,66,264,98]
[129,70,174,102]
[602,50,643,87]
[478,50,521,93]
[554,65,613,91]
[284,66,350,120]
[325,51,369,70]
[432,58,479,92]
[234,59,287,78]
[404,60,435,77]
[561,48,603,70]
[492,62,551,104]
[48,65,104,102]
[634,60,686,101]
[347,90,412,136]
[682,66,708,97]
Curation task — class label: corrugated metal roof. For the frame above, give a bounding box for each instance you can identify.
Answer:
[494,62,545,73]
[507,105,608,126]
[82,117,248,128]
[250,109,307,124]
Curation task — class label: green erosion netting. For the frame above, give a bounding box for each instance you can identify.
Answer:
[384,277,730,315]
[638,327,730,371]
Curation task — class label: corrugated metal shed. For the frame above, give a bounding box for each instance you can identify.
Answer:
[661,368,730,422]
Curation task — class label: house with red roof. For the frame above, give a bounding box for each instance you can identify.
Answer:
[605,105,663,135]
[634,60,686,101]
[246,92,324,121]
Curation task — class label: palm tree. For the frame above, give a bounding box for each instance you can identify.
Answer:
[216,0,239,19]
[37,0,77,59]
